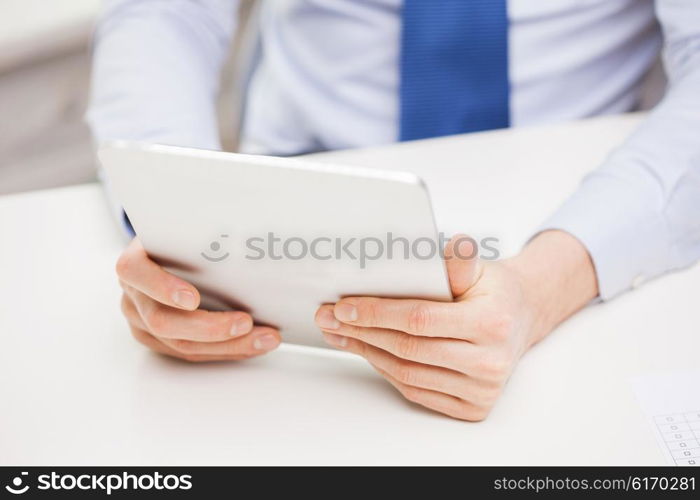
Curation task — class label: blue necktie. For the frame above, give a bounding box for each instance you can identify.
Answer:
[400,0,510,141]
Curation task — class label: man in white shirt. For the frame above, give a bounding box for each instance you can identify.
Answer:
[89,0,700,420]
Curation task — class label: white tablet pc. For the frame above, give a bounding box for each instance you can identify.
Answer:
[99,142,452,348]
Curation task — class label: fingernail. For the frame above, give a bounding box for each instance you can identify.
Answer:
[335,302,358,322]
[316,308,340,330]
[230,317,252,337]
[323,333,348,349]
[254,334,279,351]
[172,290,197,309]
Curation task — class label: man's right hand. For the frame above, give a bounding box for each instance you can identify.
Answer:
[116,238,281,362]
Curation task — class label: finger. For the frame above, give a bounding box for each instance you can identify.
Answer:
[127,287,255,342]
[445,234,482,298]
[130,325,269,362]
[376,367,490,421]
[319,319,475,374]
[329,296,478,340]
[130,325,185,358]
[326,333,496,405]
[116,238,200,311]
[161,326,281,357]
[121,293,147,331]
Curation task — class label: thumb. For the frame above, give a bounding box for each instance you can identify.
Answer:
[444,234,480,298]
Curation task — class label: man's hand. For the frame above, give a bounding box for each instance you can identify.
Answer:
[117,238,281,362]
[314,231,597,420]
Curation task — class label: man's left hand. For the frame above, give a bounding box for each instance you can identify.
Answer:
[314,231,597,421]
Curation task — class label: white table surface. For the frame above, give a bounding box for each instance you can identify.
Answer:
[1,113,699,465]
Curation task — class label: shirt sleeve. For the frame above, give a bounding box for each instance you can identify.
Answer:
[539,0,700,300]
[87,0,239,149]
[86,0,239,235]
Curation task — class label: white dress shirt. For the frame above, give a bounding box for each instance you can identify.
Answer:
[87,0,700,300]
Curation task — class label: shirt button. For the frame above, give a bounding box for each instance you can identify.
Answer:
[631,274,645,289]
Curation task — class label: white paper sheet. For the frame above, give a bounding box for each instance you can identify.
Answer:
[632,371,700,466]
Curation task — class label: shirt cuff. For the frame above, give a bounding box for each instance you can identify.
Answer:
[537,170,671,300]
[123,210,136,238]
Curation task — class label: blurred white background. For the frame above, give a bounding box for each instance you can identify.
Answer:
[0,0,100,195]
